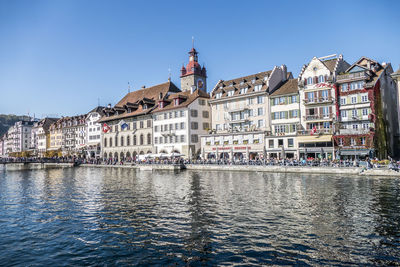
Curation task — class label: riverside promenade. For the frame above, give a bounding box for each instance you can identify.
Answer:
[2,158,400,177]
[79,163,400,177]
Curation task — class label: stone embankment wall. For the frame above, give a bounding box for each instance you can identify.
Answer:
[3,163,74,171]
[185,164,400,177]
[3,163,399,177]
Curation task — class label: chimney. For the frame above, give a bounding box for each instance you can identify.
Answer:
[107,103,111,108]
[141,85,146,89]
[281,65,287,81]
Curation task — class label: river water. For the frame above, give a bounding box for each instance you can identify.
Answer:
[0,167,399,266]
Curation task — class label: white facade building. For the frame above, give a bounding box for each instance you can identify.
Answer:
[201,65,291,160]
[86,107,105,158]
[153,89,211,157]
[266,79,300,159]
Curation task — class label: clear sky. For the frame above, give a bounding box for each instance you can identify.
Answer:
[1,0,399,117]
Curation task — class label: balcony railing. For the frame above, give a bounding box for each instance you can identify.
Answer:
[339,128,370,135]
[303,97,334,105]
[297,129,333,135]
[303,114,334,121]
[337,72,366,81]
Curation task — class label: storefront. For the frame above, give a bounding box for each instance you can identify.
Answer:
[201,132,265,161]
[298,135,334,160]
[336,148,374,160]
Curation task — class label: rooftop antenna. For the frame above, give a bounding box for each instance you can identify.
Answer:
[192,36,194,48]
[128,82,131,93]
[168,67,171,81]
[97,98,100,107]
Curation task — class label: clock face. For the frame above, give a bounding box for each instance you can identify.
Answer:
[197,79,204,89]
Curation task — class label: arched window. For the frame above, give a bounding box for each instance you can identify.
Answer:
[109,137,112,147]
[133,135,137,146]
[127,135,130,146]
[104,138,107,147]
[140,134,144,145]
[147,133,151,144]
[318,75,324,83]
[115,136,118,147]
[120,136,124,147]
[307,77,313,85]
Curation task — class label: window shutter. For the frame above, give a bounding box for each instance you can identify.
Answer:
[288,110,292,118]
[270,98,274,106]
[314,91,318,99]
[304,93,308,100]
[328,89,332,98]
[319,107,323,116]
[285,111,289,119]
[324,75,328,82]
[314,76,318,84]
[306,109,310,115]
[304,78,307,85]
[285,125,289,133]
[329,106,333,115]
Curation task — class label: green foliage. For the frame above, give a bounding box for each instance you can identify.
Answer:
[0,114,31,136]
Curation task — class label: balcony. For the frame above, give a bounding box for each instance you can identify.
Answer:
[340,115,369,122]
[226,106,249,113]
[303,114,334,121]
[303,97,334,105]
[339,128,371,135]
[297,129,333,135]
[337,72,366,82]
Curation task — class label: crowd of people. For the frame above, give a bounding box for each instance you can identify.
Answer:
[1,156,399,172]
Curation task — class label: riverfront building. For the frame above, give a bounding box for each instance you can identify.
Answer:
[35,118,59,157]
[297,55,350,159]
[100,82,179,161]
[334,58,399,159]
[266,78,300,159]
[201,65,291,160]
[86,106,105,158]
[100,47,211,161]
[0,135,6,157]
[153,48,210,158]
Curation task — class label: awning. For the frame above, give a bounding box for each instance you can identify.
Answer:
[297,135,332,143]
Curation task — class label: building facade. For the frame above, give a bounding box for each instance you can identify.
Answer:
[201,65,290,160]
[153,88,210,158]
[297,55,350,159]
[86,107,105,158]
[101,82,181,161]
[266,79,300,159]
[335,58,399,159]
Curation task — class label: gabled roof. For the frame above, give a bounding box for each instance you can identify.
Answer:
[270,79,298,97]
[115,81,180,108]
[39,118,59,132]
[152,89,210,113]
[99,81,182,122]
[345,57,380,73]
[88,106,106,116]
[321,58,338,72]
[211,70,292,99]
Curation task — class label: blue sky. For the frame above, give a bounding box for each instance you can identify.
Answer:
[0,0,399,117]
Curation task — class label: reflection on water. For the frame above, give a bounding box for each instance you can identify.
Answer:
[0,167,399,265]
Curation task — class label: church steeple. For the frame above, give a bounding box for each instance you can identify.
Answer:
[180,46,207,92]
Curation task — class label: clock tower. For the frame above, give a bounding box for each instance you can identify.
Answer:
[180,47,207,92]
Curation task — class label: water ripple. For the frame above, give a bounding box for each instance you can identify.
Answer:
[0,168,399,265]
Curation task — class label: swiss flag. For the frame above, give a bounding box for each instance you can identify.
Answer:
[310,126,317,136]
[102,123,111,133]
